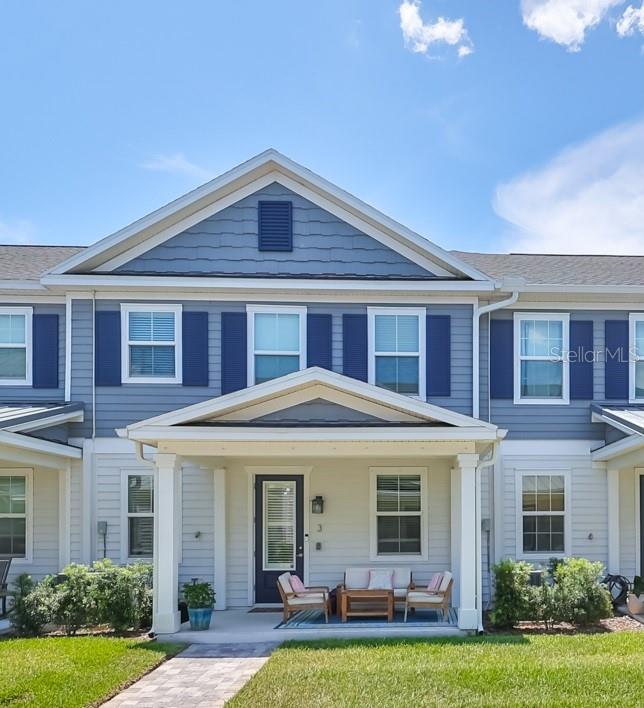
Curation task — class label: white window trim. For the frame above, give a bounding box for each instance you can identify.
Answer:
[629,313,644,403]
[369,466,428,562]
[515,469,571,560]
[0,468,33,563]
[246,304,307,386]
[120,469,155,563]
[513,312,570,405]
[120,303,182,384]
[0,307,32,386]
[367,307,426,399]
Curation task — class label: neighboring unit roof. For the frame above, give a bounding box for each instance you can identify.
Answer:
[452,251,644,286]
[0,245,85,281]
[0,402,84,430]
[591,404,644,437]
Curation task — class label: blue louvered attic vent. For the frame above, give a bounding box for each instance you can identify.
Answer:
[258,201,292,251]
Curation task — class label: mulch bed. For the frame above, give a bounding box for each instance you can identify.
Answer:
[485,614,643,635]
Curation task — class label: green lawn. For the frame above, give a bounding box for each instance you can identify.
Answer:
[229,633,644,707]
[0,636,183,707]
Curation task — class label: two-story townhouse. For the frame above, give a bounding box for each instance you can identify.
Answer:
[0,150,642,635]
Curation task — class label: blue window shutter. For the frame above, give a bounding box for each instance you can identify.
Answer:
[258,201,292,251]
[307,314,332,370]
[342,314,368,382]
[426,315,451,397]
[490,319,513,399]
[221,312,247,394]
[95,311,121,386]
[605,320,629,400]
[32,314,58,389]
[182,312,208,386]
[570,321,593,400]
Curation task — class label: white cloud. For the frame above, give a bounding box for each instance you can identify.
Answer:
[521,0,623,51]
[0,217,35,245]
[617,3,644,34]
[140,152,214,181]
[494,119,644,254]
[399,1,473,58]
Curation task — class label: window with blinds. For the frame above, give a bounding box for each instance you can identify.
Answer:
[263,481,296,571]
[0,309,31,385]
[127,474,154,558]
[374,473,423,556]
[0,474,27,557]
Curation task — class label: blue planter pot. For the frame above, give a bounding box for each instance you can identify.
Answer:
[188,607,213,631]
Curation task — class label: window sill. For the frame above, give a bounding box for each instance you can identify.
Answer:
[122,377,182,385]
[513,398,570,406]
[0,380,31,387]
[369,554,428,563]
[518,552,567,561]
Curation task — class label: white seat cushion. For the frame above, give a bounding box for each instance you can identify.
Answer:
[392,568,411,589]
[368,569,393,590]
[407,591,444,604]
[277,572,293,596]
[393,588,408,599]
[288,593,327,605]
[345,568,370,589]
[439,571,453,592]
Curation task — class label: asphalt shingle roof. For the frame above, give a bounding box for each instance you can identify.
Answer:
[452,251,644,286]
[0,245,85,280]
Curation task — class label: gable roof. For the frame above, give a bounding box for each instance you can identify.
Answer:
[46,150,490,282]
[120,367,500,438]
[0,245,85,281]
[454,251,644,287]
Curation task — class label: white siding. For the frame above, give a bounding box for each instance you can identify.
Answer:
[179,464,214,589]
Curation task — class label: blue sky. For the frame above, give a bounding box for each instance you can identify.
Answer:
[1,0,644,254]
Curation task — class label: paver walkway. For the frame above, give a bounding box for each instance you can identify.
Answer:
[104,643,279,708]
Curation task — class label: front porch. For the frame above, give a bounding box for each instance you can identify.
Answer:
[121,368,504,635]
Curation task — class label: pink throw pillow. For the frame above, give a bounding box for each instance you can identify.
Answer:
[290,575,306,593]
[427,573,443,592]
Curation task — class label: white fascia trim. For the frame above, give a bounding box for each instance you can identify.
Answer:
[47,150,490,281]
[629,313,644,404]
[0,430,82,458]
[0,306,33,387]
[120,303,183,384]
[591,434,644,462]
[0,281,50,291]
[4,409,84,433]
[40,273,494,293]
[367,306,426,400]
[125,425,500,443]
[123,366,498,432]
[513,312,570,406]
[246,304,307,387]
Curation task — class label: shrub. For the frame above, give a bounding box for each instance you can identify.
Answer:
[93,559,153,632]
[490,559,532,628]
[53,564,97,635]
[525,582,564,630]
[552,558,612,626]
[9,574,56,636]
[182,581,215,609]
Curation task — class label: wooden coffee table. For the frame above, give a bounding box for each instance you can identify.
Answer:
[340,588,394,622]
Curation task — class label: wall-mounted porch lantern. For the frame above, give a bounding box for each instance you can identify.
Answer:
[311,495,325,514]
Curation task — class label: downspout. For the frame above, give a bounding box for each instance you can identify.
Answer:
[475,435,505,634]
[473,287,520,419]
[135,441,155,468]
[91,291,96,439]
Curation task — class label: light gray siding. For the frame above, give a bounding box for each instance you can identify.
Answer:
[179,464,215,589]
[69,299,93,438]
[0,303,66,402]
[115,183,436,279]
[484,310,625,440]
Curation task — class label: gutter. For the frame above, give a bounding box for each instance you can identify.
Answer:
[472,283,521,419]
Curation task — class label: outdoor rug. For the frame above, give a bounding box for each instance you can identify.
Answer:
[276,608,458,629]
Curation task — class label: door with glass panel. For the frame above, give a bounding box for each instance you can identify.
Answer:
[254,475,304,603]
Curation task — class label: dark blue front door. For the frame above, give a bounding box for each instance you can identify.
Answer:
[254,475,304,604]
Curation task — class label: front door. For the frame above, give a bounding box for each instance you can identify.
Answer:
[254,475,304,603]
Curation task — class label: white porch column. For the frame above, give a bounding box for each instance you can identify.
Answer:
[607,467,620,575]
[213,467,227,610]
[456,453,479,630]
[153,453,181,634]
[450,466,461,604]
[58,465,71,569]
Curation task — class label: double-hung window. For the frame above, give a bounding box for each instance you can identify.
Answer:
[368,308,425,397]
[518,472,568,557]
[629,314,644,402]
[514,313,569,404]
[0,307,32,386]
[125,472,154,560]
[370,468,427,560]
[0,471,30,559]
[247,305,306,385]
[121,304,182,384]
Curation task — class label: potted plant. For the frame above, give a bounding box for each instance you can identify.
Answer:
[627,576,644,615]
[182,581,215,631]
